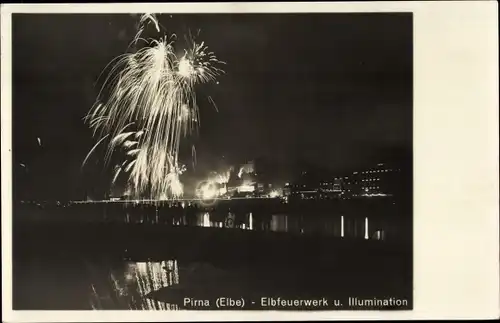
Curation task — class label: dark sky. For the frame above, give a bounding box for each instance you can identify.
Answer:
[12,13,412,199]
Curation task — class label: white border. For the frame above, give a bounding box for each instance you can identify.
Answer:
[2,1,499,321]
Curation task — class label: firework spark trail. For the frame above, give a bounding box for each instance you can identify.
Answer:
[141,13,160,33]
[107,130,187,199]
[85,13,224,200]
[131,13,161,47]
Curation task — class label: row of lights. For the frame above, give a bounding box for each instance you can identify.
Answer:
[362,169,393,174]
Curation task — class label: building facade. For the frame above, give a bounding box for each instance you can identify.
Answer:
[345,163,403,197]
[283,162,407,201]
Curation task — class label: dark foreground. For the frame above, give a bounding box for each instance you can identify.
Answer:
[13,220,412,311]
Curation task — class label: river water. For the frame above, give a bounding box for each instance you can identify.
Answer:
[15,253,410,310]
[13,201,411,310]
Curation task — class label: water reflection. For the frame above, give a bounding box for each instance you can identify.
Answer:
[18,201,399,241]
[84,252,401,311]
[88,260,181,310]
[86,257,322,311]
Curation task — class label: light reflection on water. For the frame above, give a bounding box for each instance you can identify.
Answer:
[187,211,384,240]
[21,202,398,240]
[85,211,382,311]
[88,260,181,310]
[15,202,407,310]
[86,258,319,311]
[118,208,387,242]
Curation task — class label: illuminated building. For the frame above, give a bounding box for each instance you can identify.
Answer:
[318,180,343,199]
[319,181,334,192]
[285,182,319,200]
[343,163,403,197]
[238,183,256,193]
[332,178,343,192]
[270,161,406,201]
[233,158,276,197]
[283,183,292,197]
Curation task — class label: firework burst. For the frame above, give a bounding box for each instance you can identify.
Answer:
[84,14,224,200]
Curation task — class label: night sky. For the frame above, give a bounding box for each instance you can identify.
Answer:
[12,13,412,200]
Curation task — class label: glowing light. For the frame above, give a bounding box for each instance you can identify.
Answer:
[107,130,186,200]
[341,216,344,238]
[364,217,369,240]
[123,260,179,310]
[202,187,216,200]
[209,167,233,184]
[269,190,281,198]
[168,172,184,198]
[373,230,385,240]
[178,104,190,121]
[361,193,391,197]
[201,212,210,227]
[219,185,227,195]
[271,214,288,232]
[238,184,255,193]
[237,162,254,179]
[198,181,218,200]
[178,56,194,78]
[83,14,225,200]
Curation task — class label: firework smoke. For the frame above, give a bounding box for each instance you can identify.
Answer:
[84,14,224,200]
[237,163,254,179]
[209,167,233,184]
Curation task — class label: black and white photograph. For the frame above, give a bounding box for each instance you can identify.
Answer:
[2,1,498,320]
[10,10,413,311]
